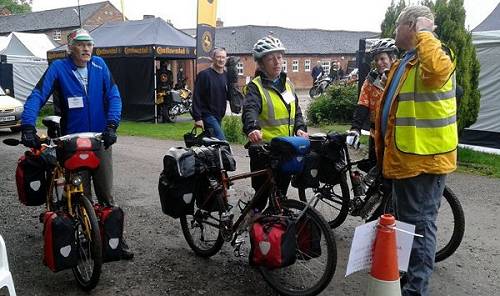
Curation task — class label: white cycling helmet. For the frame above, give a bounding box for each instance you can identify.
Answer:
[252,36,286,60]
[370,38,397,58]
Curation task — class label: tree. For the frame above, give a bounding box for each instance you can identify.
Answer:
[380,0,407,38]
[379,0,481,134]
[432,0,481,134]
[0,0,32,14]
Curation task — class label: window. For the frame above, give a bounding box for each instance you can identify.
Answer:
[292,60,299,72]
[53,30,62,41]
[321,60,331,75]
[304,60,311,72]
[282,59,287,73]
[237,62,244,75]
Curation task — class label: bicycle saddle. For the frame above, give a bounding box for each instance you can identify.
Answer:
[201,137,229,147]
[42,116,62,138]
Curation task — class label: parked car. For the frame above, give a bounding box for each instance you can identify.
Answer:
[0,86,23,132]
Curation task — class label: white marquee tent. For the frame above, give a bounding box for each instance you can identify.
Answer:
[460,30,500,153]
[0,32,57,101]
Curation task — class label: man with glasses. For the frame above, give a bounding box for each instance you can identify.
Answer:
[192,47,229,140]
[374,6,457,296]
[21,28,134,260]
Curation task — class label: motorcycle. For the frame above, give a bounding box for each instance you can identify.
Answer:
[309,74,333,99]
[156,80,193,123]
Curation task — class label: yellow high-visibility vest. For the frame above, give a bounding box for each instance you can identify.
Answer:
[252,77,296,142]
[395,63,458,155]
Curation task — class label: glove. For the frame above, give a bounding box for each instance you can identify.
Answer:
[102,124,117,149]
[346,130,360,149]
[21,125,41,149]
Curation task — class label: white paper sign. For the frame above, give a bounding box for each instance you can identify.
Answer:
[281,91,295,104]
[345,220,416,277]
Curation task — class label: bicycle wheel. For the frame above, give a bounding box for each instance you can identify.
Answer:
[259,199,337,296]
[435,186,465,263]
[180,193,226,257]
[298,173,350,228]
[72,194,103,291]
[368,185,465,263]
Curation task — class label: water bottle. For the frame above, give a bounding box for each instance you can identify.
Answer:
[362,166,378,188]
[351,171,365,197]
[55,177,65,202]
[220,211,233,242]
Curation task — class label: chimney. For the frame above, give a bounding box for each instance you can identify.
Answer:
[143,14,155,19]
[216,18,224,28]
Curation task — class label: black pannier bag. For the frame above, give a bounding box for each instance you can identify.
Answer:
[94,204,124,262]
[291,151,321,189]
[158,172,196,218]
[43,211,78,272]
[309,132,346,185]
[15,151,48,206]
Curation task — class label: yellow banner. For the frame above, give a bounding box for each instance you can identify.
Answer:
[197,0,217,26]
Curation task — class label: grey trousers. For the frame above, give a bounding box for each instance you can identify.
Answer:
[82,146,114,205]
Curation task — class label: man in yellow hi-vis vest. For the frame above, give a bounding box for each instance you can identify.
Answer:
[242,36,308,211]
[374,6,457,296]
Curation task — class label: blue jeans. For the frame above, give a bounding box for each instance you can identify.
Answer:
[392,174,445,296]
[203,115,225,140]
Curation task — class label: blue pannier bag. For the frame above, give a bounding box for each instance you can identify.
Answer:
[270,136,310,174]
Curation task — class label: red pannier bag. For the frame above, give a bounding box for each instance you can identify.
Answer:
[42,211,78,272]
[296,216,322,260]
[94,204,124,262]
[15,151,48,206]
[249,216,297,269]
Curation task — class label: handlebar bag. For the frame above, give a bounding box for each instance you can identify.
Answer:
[158,172,195,218]
[94,204,124,262]
[15,151,48,206]
[270,136,310,174]
[249,216,297,269]
[60,136,101,170]
[43,211,78,272]
[296,216,322,260]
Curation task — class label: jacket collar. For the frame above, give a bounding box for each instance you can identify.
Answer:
[66,55,92,71]
[255,70,287,88]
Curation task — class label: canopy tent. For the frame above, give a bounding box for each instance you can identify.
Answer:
[459,30,500,152]
[0,32,57,101]
[47,17,196,121]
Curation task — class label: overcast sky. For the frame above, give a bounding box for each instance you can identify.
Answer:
[31,0,499,32]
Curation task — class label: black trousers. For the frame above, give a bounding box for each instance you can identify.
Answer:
[250,153,291,211]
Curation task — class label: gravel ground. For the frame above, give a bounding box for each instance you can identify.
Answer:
[1,127,499,296]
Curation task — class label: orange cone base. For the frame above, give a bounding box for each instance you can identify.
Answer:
[366,275,401,296]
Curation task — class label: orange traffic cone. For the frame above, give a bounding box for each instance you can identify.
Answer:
[366,214,401,296]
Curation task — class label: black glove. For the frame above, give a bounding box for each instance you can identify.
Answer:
[102,124,117,149]
[21,125,41,149]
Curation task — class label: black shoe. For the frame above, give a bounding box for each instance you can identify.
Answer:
[120,239,134,260]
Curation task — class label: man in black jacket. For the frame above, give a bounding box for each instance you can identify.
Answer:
[192,48,228,140]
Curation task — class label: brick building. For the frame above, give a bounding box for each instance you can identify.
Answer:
[186,24,377,89]
[0,1,124,44]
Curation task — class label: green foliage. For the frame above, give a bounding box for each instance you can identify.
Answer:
[380,0,481,135]
[307,85,358,125]
[222,115,247,144]
[432,0,481,134]
[380,0,406,38]
[0,0,32,13]
[117,121,193,141]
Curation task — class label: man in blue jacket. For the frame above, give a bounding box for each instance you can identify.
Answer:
[21,28,133,259]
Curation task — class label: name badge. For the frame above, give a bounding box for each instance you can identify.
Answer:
[67,97,84,109]
[281,91,295,104]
